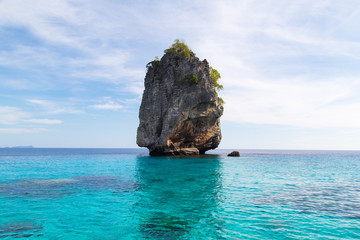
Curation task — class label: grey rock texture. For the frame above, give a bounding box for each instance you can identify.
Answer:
[137,51,223,156]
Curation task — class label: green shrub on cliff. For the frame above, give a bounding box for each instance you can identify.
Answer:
[165,39,194,58]
[219,97,225,105]
[175,75,199,86]
[165,39,224,102]
[191,75,199,84]
[210,67,223,93]
[156,115,164,137]
[146,56,160,69]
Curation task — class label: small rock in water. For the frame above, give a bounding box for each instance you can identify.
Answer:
[228,151,240,157]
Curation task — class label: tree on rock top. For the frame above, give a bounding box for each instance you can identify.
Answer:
[164,39,223,97]
[164,39,194,58]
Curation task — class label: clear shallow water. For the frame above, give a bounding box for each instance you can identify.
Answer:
[0,149,359,239]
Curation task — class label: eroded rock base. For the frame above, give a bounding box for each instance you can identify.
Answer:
[150,147,200,156]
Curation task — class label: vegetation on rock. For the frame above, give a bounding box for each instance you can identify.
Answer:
[146,56,160,69]
[175,75,199,86]
[191,75,199,85]
[165,39,194,58]
[156,115,164,137]
[210,67,223,95]
[165,39,224,102]
[219,97,225,105]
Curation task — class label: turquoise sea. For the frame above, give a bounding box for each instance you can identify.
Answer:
[0,148,359,239]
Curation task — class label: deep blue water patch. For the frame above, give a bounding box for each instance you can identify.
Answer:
[0,221,43,238]
[0,175,139,199]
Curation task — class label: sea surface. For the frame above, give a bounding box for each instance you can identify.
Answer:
[0,148,359,239]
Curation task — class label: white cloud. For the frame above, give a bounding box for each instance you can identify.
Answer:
[1,79,33,90]
[222,77,360,128]
[27,99,54,107]
[91,103,123,110]
[0,128,48,134]
[187,0,360,129]
[0,0,144,92]
[47,108,83,115]
[27,99,83,114]
[0,105,62,135]
[90,98,123,111]
[24,118,63,124]
[0,106,28,125]
[68,50,145,86]
[2,0,360,134]
[0,0,82,45]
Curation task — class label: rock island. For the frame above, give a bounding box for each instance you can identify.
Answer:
[137,40,224,156]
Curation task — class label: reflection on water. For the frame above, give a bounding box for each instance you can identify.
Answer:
[135,155,225,239]
[141,212,191,239]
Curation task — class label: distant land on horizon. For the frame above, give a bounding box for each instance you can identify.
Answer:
[1,146,34,149]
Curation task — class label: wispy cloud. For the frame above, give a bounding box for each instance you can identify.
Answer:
[222,77,360,128]
[69,50,144,82]
[7,0,359,129]
[27,99,83,114]
[0,106,28,125]
[0,128,48,134]
[91,103,123,111]
[188,0,360,129]
[90,97,123,111]
[27,99,54,107]
[24,118,63,124]
[0,0,144,93]
[0,105,61,134]
[1,79,37,90]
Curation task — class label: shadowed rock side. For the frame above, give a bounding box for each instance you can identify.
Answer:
[137,46,223,156]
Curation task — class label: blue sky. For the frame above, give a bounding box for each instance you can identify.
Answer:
[1,0,360,149]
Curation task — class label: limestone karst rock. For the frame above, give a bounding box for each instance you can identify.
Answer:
[137,40,224,156]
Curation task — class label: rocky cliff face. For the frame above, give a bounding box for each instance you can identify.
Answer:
[137,42,223,155]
